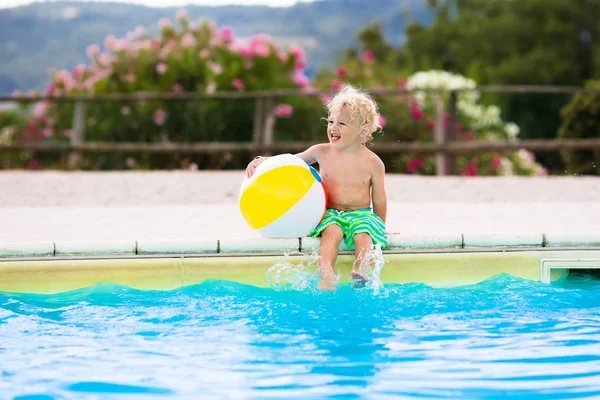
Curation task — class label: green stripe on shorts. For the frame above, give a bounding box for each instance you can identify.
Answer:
[308,208,387,249]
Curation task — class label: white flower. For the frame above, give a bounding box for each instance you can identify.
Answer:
[504,122,520,141]
[517,149,535,166]
[499,157,514,176]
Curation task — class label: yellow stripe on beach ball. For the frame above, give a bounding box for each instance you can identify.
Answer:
[240,165,314,229]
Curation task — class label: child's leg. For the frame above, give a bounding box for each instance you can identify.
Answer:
[351,233,373,286]
[318,224,344,291]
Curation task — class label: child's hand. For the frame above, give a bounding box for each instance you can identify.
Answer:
[246,157,266,178]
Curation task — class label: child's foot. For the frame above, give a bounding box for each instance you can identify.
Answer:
[318,276,337,291]
[351,270,368,288]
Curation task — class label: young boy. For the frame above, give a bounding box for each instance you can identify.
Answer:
[246,85,387,291]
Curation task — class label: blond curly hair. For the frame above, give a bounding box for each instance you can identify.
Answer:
[325,84,382,144]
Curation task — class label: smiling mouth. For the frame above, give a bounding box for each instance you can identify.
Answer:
[330,133,340,142]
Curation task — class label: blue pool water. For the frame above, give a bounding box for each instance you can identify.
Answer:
[1,273,600,399]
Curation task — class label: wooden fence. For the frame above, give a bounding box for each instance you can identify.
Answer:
[1,85,600,175]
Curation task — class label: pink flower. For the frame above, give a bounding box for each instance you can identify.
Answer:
[207,62,222,75]
[252,44,270,58]
[378,115,387,129]
[153,109,167,126]
[34,102,47,117]
[363,50,375,63]
[63,130,72,138]
[198,48,211,59]
[330,80,342,91]
[463,131,474,141]
[104,35,117,51]
[176,8,188,20]
[125,157,136,168]
[27,159,39,170]
[274,104,293,118]
[121,106,131,116]
[277,51,288,63]
[135,26,146,37]
[156,63,168,74]
[86,44,100,57]
[181,33,196,47]
[171,83,183,92]
[491,155,502,168]
[409,100,424,121]
[71,64,86,80]
[289,44,305,60]
[294,60,307,72]
[251,33,272,46]
[232,79,245,91]
[43,128,53,138]
[98,53,111,66]
[159,18,172,28]
[206,82,216,94]
[320,94,331,105]
[219,26,234,42]
[293,73,309,87]
[236,45,252,58]
[464,158,479,176]
[406,157,425,174]
[336,67,347,77]
[426,119,435,131]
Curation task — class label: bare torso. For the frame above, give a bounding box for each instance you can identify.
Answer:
[317,145,374,210]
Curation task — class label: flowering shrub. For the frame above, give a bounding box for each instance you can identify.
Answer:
[6,12,547,175]
[313,65,547,176]
[10,9,311,170]
[404,70,547,176]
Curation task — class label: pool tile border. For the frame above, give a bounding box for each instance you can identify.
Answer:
[463,233,543,248]
[138,238,218,254]
[54,239,137,256]
[1,232,600,259]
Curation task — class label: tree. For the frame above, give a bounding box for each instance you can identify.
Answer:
[398,0,600,172]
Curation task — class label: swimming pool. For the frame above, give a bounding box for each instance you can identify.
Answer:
[2,273,600,398]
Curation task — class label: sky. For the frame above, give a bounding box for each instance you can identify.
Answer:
[0,0,316,8]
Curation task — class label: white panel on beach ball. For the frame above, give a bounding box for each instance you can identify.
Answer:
[239,154,327,238]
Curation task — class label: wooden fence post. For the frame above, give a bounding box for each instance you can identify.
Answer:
[434,94,448,176]
[252,97,264,154]
[262,95,276,155]
[68,100,85,170]
[447,90,458,174]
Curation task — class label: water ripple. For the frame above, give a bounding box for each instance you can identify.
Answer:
[1,274,600,398]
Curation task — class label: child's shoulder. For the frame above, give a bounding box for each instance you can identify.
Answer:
[361,146,385,170]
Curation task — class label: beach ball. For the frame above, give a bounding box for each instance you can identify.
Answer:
[239,154,327,238]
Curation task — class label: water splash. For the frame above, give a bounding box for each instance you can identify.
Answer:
[266,245,386,293]
[352,243,386,294]
[266,250,330,291]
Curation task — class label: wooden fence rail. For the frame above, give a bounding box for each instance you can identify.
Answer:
[2,85,600,174]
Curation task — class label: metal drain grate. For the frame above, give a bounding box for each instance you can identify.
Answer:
[540,258,600,284]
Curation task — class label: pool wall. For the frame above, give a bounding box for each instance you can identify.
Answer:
[1,232,600,293]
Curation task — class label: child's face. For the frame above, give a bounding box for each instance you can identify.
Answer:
[327,105,364,148]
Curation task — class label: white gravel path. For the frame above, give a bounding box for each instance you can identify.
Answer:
[1,172,599,241]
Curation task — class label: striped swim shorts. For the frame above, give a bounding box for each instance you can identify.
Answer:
[308,208,387,249]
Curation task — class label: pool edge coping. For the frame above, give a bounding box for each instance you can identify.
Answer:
[2,231,600,259]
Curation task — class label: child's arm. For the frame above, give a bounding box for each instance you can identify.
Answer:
[295,144,326,165]
[371,157,387,224]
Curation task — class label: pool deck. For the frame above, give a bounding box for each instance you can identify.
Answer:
[1,171,600,257]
